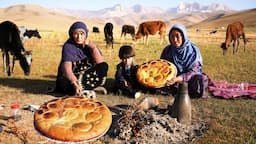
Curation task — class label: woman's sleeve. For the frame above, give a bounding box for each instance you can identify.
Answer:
[87,41,104,64]
[181,61,202,82]
[91,47,104,64]
[62,61,77,83]
[62,43,77,61]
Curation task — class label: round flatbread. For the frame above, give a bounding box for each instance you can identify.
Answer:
[136,59,177,88]
[34,96,112,142]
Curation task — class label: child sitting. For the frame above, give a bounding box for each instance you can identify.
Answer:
[115,45,141,98]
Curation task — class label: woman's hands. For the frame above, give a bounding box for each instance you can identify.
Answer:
[72,81,83,95]
[166,76,183,86]
[85,39,96,49]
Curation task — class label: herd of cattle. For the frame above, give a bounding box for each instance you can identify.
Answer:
[101,20,167,48]
[0,20,248,76]
[100,20,247,54]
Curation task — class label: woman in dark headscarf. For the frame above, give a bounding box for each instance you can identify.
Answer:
[55,21,108,96]
[160,24,208,98]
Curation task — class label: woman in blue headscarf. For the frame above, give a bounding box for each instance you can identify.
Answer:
[55,21,108,96]
[160,24,208,98]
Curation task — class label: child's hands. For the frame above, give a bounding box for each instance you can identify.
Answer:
[122,80,128,87]
[122,80,132,90]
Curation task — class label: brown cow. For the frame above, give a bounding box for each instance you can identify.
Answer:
[221,21,247,55]
[134,20,166,45]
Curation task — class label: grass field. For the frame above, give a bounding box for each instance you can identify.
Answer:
[0,27,256,143]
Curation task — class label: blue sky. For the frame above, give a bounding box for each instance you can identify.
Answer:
[0,0,255,11]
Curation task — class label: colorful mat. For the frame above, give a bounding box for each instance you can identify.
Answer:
[208,81,256,99]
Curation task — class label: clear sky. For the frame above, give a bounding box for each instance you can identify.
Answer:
[0,0,255,11]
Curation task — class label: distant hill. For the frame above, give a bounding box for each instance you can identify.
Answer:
[164,11,235,28]
[0,4,255,33]
[190,8,256,29]
[0,4,103,32]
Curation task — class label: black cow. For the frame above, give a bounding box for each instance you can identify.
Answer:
[0,21,32,76]
[121,24,135,40]
[19,26,27,38]
[24,29,41,39]
[104,23,114,49]
[209,30,217,35]
[19,27,41,42]
[92,26,100,33]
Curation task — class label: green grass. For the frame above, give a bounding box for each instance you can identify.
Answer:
[192,99,256,144]
[0,29,256,143]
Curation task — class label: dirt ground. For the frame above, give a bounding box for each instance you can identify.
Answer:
[0,84,208,144]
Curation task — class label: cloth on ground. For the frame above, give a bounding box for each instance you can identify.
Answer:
[208,80,256,99]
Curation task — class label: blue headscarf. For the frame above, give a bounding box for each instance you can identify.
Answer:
[164,24,202,74]
[68,21,88,39]
[62,21,90,62]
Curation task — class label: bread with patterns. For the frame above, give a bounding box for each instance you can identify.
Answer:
[34,96,112,142]
[136,59,177,88]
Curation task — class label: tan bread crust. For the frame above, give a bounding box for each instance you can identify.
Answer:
[34,96,112,142]
[136,59,177,88]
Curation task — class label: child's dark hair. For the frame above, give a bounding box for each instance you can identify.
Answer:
[118,45,135,59]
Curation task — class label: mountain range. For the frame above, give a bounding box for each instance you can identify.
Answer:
[57,2,234,26]
[0,2,255,32]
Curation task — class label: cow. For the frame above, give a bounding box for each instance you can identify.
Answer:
[19,26,27,39]
[0,21,32,76]
[19,26,41,42]
[92,26,100,39]
[121,24,135,40]
[209,30,217,35]
[134,20,166,45]
[104,22,114,49]
[24,29,41,39]
[221,21,247,55]
[92,26,100,33]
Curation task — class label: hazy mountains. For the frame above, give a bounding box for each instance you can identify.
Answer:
[58,2,233,26]
[61,2,232,18]
[171,2,232,13]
